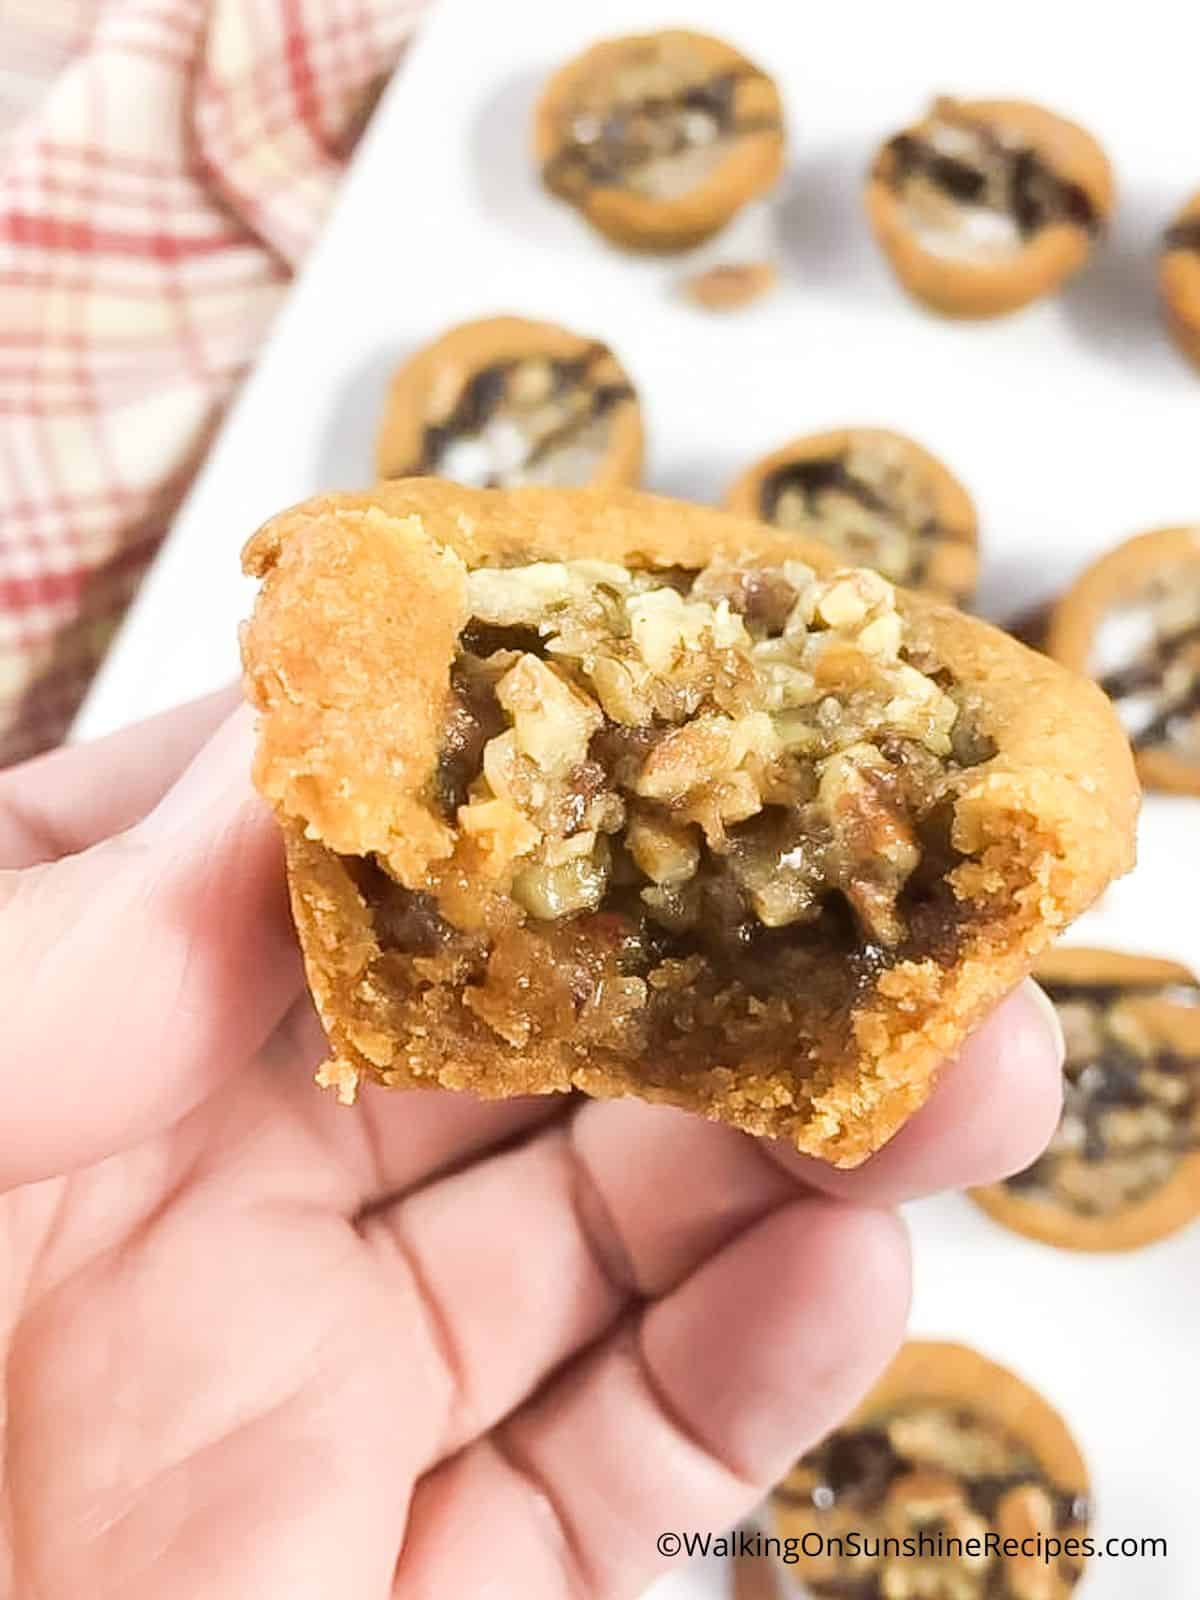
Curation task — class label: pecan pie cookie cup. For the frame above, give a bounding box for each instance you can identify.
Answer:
[534,30,786,252]
[1047,525,1200,796]
[374,316,642,491]
[1159,190,1200,371]
[771,1341,1091,1600]
[972,948,1200,1252]
[241,484,1135,1167]
[866,97,1113,317]
[724,428,978,606]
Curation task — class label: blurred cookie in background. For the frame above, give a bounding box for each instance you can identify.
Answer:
[725,427,978,606]
[866,96,1113,316]
[1047,525,1200,795]
[375,316,642,489]
[771,1340,1091,1600]
[973,947,1200,1252]
[1159,190,1200,370]
[535,30,785,251]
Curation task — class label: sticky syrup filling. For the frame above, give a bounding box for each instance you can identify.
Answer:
[350,556,996,1066]
[545,44,779,203]
[757,441,965,589]
[1004,976,1200,1215]
[775,1403,1089,1600]
[397,346,633,489]
[882,107,1097,260]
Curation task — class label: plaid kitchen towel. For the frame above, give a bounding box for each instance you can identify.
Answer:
[0,0,428,766]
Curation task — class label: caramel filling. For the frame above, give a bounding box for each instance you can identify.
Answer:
[546,44,778,202]
[1091,565,1200,762]
[882,108,1097,260]
[398,346,632,489]
[354,557,993,1065]
[758,441,966,591]
[1004,976,1200,1215]
[775,1403,1088,1600]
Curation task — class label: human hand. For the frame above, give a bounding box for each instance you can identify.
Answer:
[0,693,1064,1598]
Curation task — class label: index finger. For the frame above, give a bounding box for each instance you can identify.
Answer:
[0,687,239,868]
[0,707,301,1188]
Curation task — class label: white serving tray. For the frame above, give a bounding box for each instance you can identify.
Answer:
[75,1,1199,1594]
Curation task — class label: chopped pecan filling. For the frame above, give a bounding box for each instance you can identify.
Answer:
[1005,975,1200,1215]
[401,345,633,488]
[881,107,1097,259]
[775,1404,1089,1599]
[759,443,964,590]
[545,44,778,202]
[355,556,991,1058]
[1091,566,1200,761]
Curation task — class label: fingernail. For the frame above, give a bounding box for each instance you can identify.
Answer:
[1020,977,1065,1071]
[138,703,260,840]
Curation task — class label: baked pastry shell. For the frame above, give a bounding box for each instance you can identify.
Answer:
[241,483,1137,1167]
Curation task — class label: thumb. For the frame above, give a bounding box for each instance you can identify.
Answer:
[0,709,302,1190]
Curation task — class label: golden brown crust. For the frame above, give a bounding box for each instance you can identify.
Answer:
[1047,525,1200,796]
[971,947,1200,1252]
[243,483,1137,1166]
[723,427,979,605]
[1160,190,1200,370]
[533,30,785,251]
[373,315,643,488]
[866,97,1113,317]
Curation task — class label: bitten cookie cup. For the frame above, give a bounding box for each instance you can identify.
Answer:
[534,30,786,252]
[1047,525,1200,796]
[866,97,1114,317]
[1159,191,1200,370]
[241,484,1136,1168]
[770,1341,1091,1600]
[374,316,643,490]
[724,428,978,607]
[972,948,1200,1252]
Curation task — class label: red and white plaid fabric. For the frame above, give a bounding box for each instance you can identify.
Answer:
[0,0,429,766]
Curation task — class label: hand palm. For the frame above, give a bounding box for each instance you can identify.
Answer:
[0,696,1060,1599]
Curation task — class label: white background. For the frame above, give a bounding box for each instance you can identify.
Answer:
[76,1,1199,1594]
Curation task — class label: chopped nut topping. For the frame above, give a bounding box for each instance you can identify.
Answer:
[453,555,968,939]
[356,552,990,1055]
[774,1401,1089,1599]
[1004,973,1200,1216]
